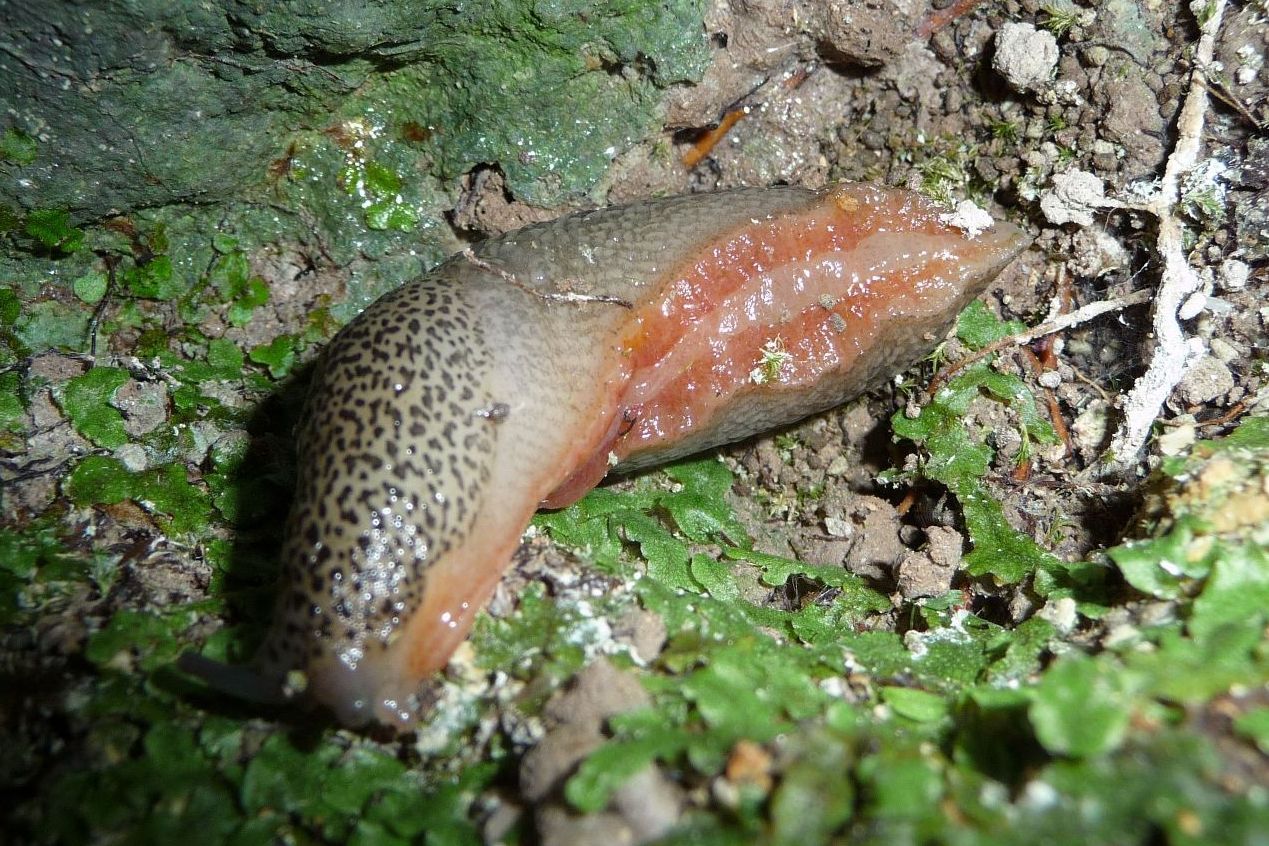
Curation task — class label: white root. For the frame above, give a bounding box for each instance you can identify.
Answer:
[1106,0,1228,467]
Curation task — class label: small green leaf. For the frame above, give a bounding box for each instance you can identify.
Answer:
[14,299,90,352]
[125,256,182,300]
[1124,623,1267,704]
[858,747,943,819]
[248,334,298,378]
[318,746,408,815]
[138,463,213,536]
[1233,707,1269,755]
[565,717,688,813]
[72,270,109,304]
[688,554,740,601]
[956,299,1026,349]
[210,233,239,254]
[1188,542,1269,642]
[228,278,269,327]
[620,510,696,592]
[959,477,1060,584]
[660,460,747,544]
[209,250,250,295]
[205,337,245,375]
[0,370,23,432]
[363,160,403,195]
[365,200,419,232]
[1209,415,1269,450]
[0,287,19,325]
[1108,521,1212,600]
[1029,655,1131,757]
[84,607,198,672]
[987,615,1057,683]
[770,736,854,842]
[240,734,342,816]
[881,686,949,723]
[62,367,131,448]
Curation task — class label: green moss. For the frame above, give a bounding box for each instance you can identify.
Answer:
[0,523,91,626]
[0,370,24,434]
[343,0,709,206]
[61,367,132,448]
[248,334,300,378]
[2,7,1263,839]
[24,209,85,254]
[4,0,707,223]
[888,304,1061,586]
[14,298,91,353]
[67,455,215,537]
[0,126,38,164]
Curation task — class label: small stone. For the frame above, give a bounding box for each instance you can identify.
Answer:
[112,379,168,437]
[520,723,604,802]
[1090,139,1120,172]
[824,515,852,538]
[1068,226,1128,278]
[993,23,1059,92]
[612,609,666,665]
[481,801,523,846]
[791,536,852,568]
[536,806,634,846]
[544,659,650,729]
[1218,258,1249,291]
[1209,337,1240,364]
[826,454,851,476]
[1072,400,1111,452]
[114,442,148,473]
[1036,596,1078,634]
[612,766,683,843]
[29,352,89,382]
[1040,170,1106,227]
[1158,419,1197,456]
[1176,355,1235,406]
[1083,45,1110,67]
[895,526,963,599]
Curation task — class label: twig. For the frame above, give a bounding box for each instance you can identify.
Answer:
[929,289,1153,394]
[1107,0,1227,465]
[87,255,120,358]
[1205,68,1266,131]
[681,108,749,170]
[460,249,633,309]
[1017,345,1073,458]
[681,63,812,170]
[915,0,989,39]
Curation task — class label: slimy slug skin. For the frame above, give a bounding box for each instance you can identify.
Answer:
[182,183,1028,728]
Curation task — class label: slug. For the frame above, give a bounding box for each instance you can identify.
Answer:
[182,183,1027,728]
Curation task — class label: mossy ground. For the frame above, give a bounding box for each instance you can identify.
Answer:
[2,1,1267,844]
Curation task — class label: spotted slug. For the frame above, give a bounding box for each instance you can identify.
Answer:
[182,183,1027,727]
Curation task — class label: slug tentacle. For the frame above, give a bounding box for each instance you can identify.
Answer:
[182,183,1029,728]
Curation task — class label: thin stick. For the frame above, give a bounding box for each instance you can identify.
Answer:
[929,289,1153,393]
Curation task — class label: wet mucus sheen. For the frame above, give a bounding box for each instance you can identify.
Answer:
[183,183,1028,727]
